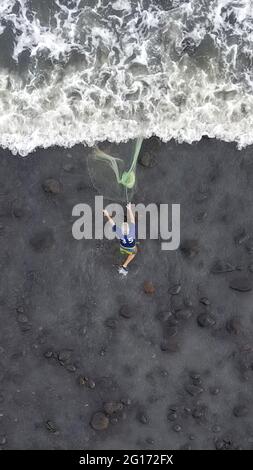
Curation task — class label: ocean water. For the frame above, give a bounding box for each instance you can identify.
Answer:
[0,0,253,156]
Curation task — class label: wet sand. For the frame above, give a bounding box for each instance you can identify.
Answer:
[0,137,253,449]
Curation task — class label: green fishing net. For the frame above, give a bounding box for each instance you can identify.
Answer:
[87,138,143,201]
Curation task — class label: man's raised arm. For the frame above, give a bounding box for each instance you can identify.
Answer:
[126,203,135,224]
[103,210,115,226]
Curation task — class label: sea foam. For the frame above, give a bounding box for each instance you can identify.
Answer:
[0,0,253,156]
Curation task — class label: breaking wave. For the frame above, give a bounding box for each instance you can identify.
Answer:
[0,0,253,155]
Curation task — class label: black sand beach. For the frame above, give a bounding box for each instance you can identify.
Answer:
[1,138,253,450]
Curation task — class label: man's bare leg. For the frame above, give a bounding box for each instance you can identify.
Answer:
[123,249,137,269]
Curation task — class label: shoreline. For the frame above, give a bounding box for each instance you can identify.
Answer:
[0,134,250,161]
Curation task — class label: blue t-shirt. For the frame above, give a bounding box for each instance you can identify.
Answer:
[113,223,136,249]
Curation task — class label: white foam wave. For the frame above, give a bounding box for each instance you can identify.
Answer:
[0,0,253,155]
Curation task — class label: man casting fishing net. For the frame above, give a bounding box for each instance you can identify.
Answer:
[103,203,137,276]
[90,139,142,275]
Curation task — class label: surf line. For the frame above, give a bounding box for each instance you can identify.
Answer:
[79,454,113,467]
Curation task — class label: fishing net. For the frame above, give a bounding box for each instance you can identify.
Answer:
[87,138,143,201]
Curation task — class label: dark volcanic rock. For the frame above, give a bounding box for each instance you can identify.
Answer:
[45,420,57,433]
[42,178,61,194]
[156,310,173,323]
[104,317,118,329]
[169,284,181,295]
[17,313,28,323]
[30,229,54,252]
[189,371,202,385]
[66,364,76,372]
[167,409,178,422]
[137,410,149,425]
[199,297,210,306]
[197,312,216,328]
[211,260,236,274]
[160,339,179,353]
[171,294,184,312]
[119,305,133,319]
[78,376,95,389]
[212,425,221,433]
[58,350,72,364]
[192,405,207,422]
[90,412,109,431]
[19,323,32,332]
[121,397,132,407]
[16,305,25,314]
[138,152,157,168]
[229,277,252,292]
[214,437,239,450]
[143,281,155,294]
[183,407,192,416]
[233,405,249,418]
[180,239,199,258]
[174,309,192,321]
[44,351,53,359]
[185,384,204,397]
[173,424,182,432]
[167,316,180,327]
[104,401,123,415]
